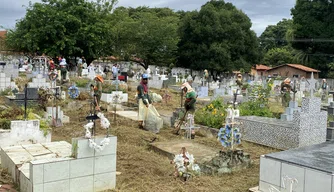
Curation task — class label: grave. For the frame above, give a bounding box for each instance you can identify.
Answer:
[28,74,51,88]
[0,72,17,91]
[45,106,70,124]
[236,97,327,150]
[197,86,209,98]
[0,136,117,192]
[0,120,51,149]
[280,101,300,121]
[101,91,128,104]
[258,141,334,192]
[327,102,334,141]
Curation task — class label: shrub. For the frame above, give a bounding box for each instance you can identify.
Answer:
[74,78,91,88]
[194,98,228,128]
[0,119,11,129]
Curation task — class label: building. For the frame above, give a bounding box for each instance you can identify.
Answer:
[266,64,320,79]
[251,64,271,77]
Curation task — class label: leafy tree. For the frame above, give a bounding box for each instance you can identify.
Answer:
[290,0,334,77]
[259,19,293,52]
[263,47,294,67]
[110,7,180,69]
[6,0,117,64]
[177,0,260,73]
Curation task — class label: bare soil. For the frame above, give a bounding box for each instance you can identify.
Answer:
[0,82,280,192]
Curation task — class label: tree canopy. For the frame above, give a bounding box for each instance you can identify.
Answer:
[6,0,117,63]
[177,0,260,73]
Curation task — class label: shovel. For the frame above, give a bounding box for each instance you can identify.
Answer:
[174,109,189,135]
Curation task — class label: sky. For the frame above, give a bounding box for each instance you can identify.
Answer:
[0,0,295,36]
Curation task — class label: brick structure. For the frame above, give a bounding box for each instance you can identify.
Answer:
[266,64,320,79]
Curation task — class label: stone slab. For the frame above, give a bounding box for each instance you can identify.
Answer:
[266,140,334,174]
[113,111,138,121]
[150,141,217,163]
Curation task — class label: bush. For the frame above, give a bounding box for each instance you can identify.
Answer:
[74,78,91,88]
[0,119,11,129]
[239,100,274,118]
[194,98,228,128]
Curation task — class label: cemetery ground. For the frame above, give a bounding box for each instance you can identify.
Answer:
[0,82,280,192]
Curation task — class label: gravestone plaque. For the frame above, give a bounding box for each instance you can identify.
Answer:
[197,86,208,98]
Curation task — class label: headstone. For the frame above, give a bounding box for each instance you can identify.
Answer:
[214,88,225,98]
[197,86,209,98]
[0,72,17,91]
[28,74,51,88]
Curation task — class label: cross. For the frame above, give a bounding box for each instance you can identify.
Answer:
[11,84,40,120]
[307,72,317,97]
[293,79,297,102]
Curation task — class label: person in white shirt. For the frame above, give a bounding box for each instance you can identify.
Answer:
[112,64,118,80]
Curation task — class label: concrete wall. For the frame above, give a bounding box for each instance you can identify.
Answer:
[259,156,333,192]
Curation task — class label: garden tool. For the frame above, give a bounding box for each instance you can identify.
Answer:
[174,109,189,135]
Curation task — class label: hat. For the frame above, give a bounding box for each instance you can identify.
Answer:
[95,75,104,83]
[237,74,242,77]
[284,78,291,83]
[181,82,194,93]
[142,74,149,79]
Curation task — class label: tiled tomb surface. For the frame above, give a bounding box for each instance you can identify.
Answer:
[236,97,327,150]
[259,140,334,192]
[0,136,117,192]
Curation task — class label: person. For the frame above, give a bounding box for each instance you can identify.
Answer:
[236,74,243,87]
[91,75,103,110]
[49,59,55,71]
[77,63,83,78]
[203,69,209,85]
[59,59,67,84]
[281,78,296,107]
[49,69,58,88]
[181,82,197,114]
[321,79,328,100]
[137,74,152,128]
[112,64,118,80]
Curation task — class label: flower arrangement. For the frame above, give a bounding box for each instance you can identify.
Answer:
[171,147,201,181]
[83,112,111,152]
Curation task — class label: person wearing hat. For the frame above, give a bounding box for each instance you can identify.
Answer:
[181,82,197,113]
[236,74,243,87]
[91,75,104,110]
[137,73,152,128]
[281,78,296,107]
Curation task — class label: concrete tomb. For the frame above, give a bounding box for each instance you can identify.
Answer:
[259,141,334,192]
[0,136,117,192]
[236,97,327,149]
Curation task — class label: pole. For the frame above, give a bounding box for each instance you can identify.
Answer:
[24,84,28,120]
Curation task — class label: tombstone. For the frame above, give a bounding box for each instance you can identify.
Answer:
[214,88,225,98]
[88,70,96,80]
[197,86,209,98]
[0,72,17,91]
[28,74,51,88]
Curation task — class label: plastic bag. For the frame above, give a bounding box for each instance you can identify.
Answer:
[143,105,163,133]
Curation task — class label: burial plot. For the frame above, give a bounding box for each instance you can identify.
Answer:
[0,120,51,149]
[28,74,51,88]
[236,97,327,150]
[258,141,334,192]
[327,102,334,141]
[0,136,117,192]
[197,86,209,98]
[0,72,17,91]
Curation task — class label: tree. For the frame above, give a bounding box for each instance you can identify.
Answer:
[263,47,294,67]
[290,0,334,77]
[110,7,180,69]
[6,0,117,64]
[259,19,292,52]
[177,0,260,73]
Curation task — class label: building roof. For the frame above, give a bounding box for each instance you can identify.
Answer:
[0,31,6,39]
[255,64,271,70]
[266,64,320,72]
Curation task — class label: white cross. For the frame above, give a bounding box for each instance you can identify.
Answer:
[307,72,317,97]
